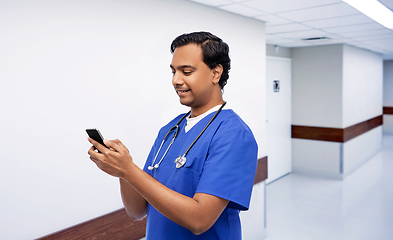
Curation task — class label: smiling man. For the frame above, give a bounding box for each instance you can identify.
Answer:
[170,42,224,117]
[88,32,258,240]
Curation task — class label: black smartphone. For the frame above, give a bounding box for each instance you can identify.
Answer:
[86,128,108,150]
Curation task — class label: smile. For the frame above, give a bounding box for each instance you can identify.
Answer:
[176,89,190,95]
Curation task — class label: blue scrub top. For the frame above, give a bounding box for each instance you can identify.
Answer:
[143,109,258,240]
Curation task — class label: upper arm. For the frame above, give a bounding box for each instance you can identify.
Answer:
[196,119,258,211]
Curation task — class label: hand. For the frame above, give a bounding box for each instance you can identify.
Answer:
[87,138,134,179]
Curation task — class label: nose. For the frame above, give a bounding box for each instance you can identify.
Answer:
[172,72,184,86]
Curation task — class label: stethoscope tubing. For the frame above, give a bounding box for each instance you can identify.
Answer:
[149,111,190,170]
[149,102,226,170]
[182,102,226,157]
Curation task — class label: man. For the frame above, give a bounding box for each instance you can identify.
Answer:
[88,31,258,239]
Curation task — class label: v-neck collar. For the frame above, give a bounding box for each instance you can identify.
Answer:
[185,104,222,133]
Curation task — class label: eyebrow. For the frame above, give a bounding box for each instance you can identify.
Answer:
[170,64,197,70]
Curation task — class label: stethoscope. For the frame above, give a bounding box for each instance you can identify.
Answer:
[148,102,227,170]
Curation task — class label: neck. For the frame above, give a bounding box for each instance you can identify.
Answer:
[190,99,225,118]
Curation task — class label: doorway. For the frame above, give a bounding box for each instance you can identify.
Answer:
[266,56,292,183]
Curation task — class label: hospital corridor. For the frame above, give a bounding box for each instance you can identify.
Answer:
[264,134,393,240]
[139,134,393,240]
[2,0,393,239]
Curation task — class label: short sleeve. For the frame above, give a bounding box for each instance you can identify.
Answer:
[195,116,258,210]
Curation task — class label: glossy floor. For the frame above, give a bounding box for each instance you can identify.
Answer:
[265,134,393,240]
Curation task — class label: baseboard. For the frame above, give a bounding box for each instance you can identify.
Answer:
[292,167,344,180]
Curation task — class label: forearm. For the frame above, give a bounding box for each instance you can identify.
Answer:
[122,163,227,235]
[120,178,147,220]
[88,138,227,234]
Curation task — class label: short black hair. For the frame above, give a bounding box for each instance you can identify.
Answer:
[170,31,231,89]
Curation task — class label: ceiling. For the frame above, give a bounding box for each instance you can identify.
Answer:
[188,0,393,60]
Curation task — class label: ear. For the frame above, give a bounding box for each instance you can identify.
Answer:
[212,64,223,85]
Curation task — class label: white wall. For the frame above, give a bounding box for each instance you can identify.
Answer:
[0,0,266,239]
[240,182,266,240]
[343,127,382,177]
[266,44,291,58]
[292,139,342,177]
[383,60,393,134]
[291,44,383,179]
[341,45,383,176]
[291,44,343,128]
[384,115,393,134]
[342,45,383,127]
[383,60,393,106]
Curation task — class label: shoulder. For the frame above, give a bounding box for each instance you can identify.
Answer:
[209,109,257,148]
[216,109,255,136]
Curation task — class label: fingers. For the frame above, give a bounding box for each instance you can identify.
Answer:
[87,139,105,155]
[111,139,122,145]
[88,145,113,171]
[87,137,134,179]
[88,144,102,160]
[88,145,102,166]
[87,138,128,160]
[104,139,129,153]
[103,139,118,150]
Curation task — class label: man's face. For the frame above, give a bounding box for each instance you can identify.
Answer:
[170,44,217,111]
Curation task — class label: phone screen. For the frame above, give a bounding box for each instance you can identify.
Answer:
[86,129,108,149]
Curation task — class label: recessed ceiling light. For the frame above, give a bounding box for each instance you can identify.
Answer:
[302,37,331,41]
[343,0,393,29]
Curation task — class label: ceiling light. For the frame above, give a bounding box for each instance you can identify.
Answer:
[302,37,331,41]
[343,0,393,29]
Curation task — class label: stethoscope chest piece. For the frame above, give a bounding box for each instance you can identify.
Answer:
[174,156,187,168]
[148,102,226,171]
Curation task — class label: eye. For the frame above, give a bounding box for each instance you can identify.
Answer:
[183,71,192,76]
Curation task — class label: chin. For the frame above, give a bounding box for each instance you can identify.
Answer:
[179,98,193,107]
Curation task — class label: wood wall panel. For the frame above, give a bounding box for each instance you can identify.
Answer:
[292,125,343,142]
[37,209,146,240]
[292,115,383,143]
[254,156,268,184]
[384,107,393,115]
[343,115,382,142]
[37,157,268,240]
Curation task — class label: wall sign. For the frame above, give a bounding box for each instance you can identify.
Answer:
[273,80,280,92]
